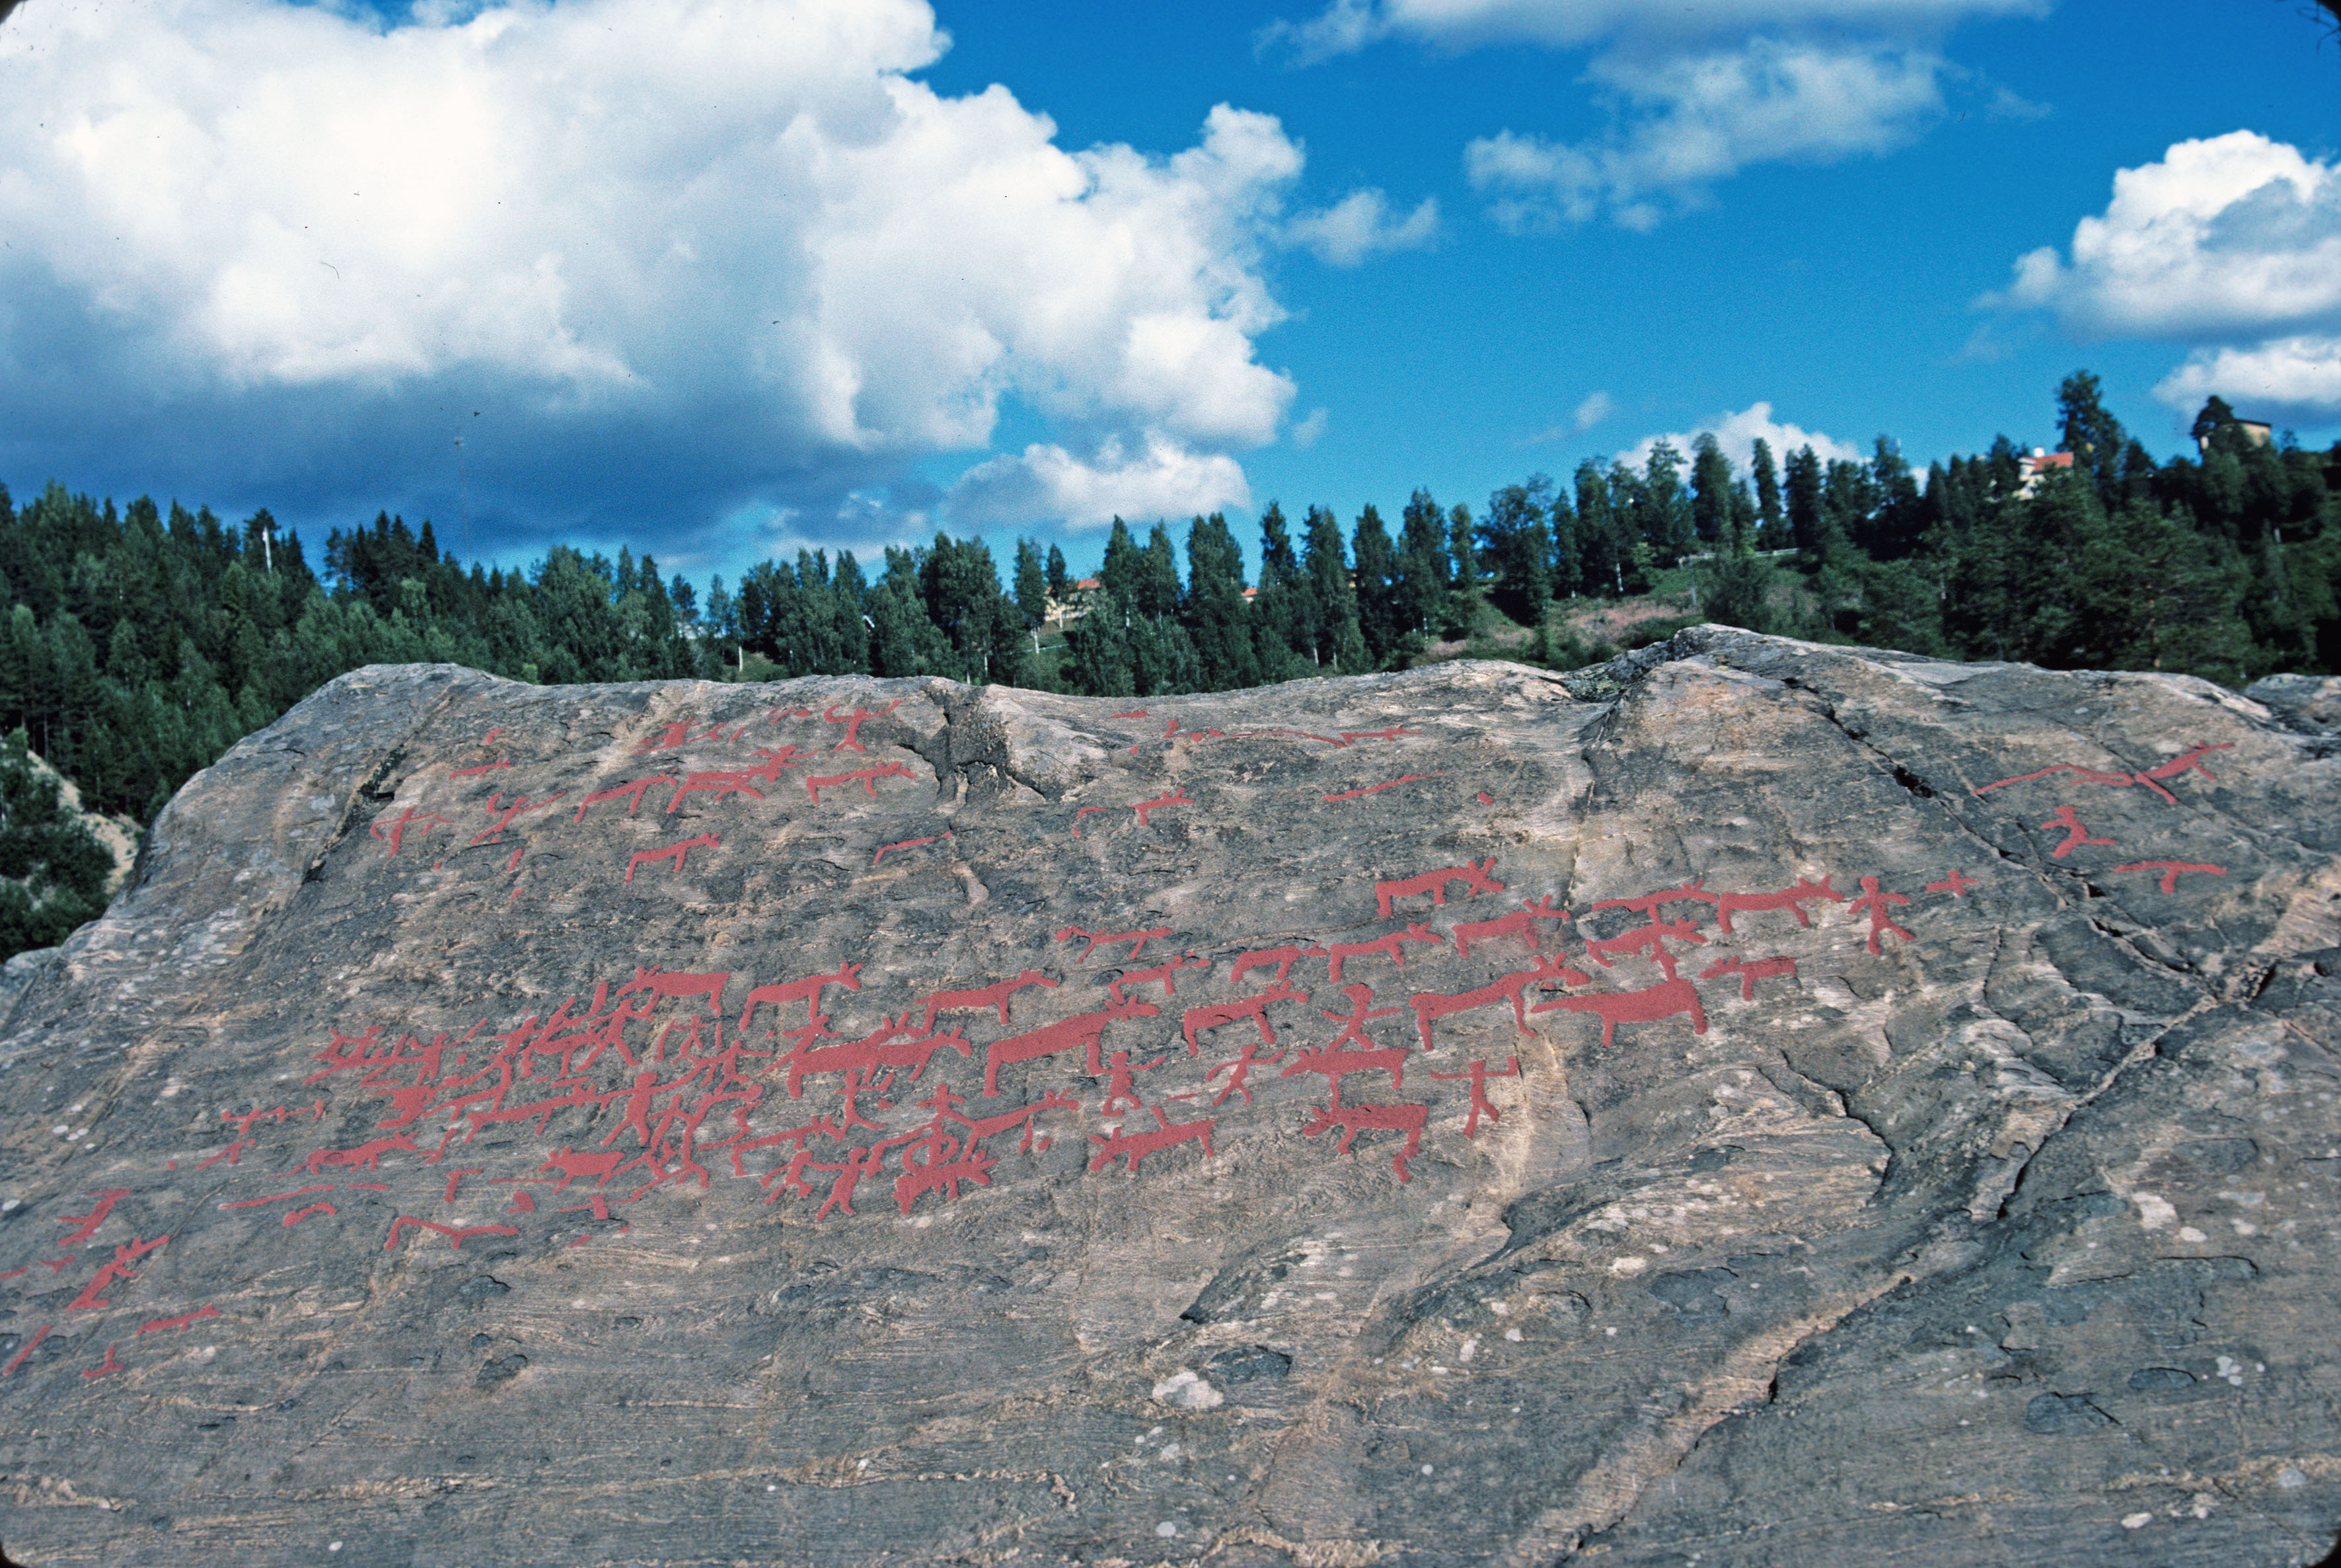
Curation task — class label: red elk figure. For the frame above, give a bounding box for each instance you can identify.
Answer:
[1584,916,1707,979]
[773,1013,972,1100]
[1532,974,1708,1049]
[1588,877,1719,927]
[984,998,1162,1095]
[1452,896,1572,958]
[291,1132,422,1177]
[805,761,916,802]
[1709,876,1845,936]
[916,969,1061,1034]
[1056,924,1176,963]
[1087,1104,1218,1174]
[664,770,764,813]
[1228,944,1327,989]
[1408,952,1586,1052]
[1107,952,1209,1005]
[573,778,664,823]
[1325,922,1444,983]
[1698,954,1799,1001]
[1376,857,1506,918]
[624,831,720,884]
[371,805,455,856]
[1182,983,1302,1057]
[614,966,731,1015]
[738,961,864,1039]
[1299,1083,1428,1183]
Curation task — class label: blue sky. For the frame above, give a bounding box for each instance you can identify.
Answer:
[1,0,2336,588]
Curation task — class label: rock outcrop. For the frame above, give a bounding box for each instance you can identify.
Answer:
[0,626,2335,1567]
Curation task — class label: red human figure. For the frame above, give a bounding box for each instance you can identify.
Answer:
[2039,805,2116,859]
[283,1203,337,1227]
[807,1142,897,1220]
[1319,982,1406,1052]
[291,1133,421,1177]
[1585,916,1707,979]
[738,961,864,1039]
[1847,876,1915,953]
[1711,876,1845,935]
[1132,786,1195,827]
[1087,1104,1218,1174]
[805,761,915,802]
[57,1189,131,1246]
[574,777,663,823]
[3,1326,53,1374]
[371,805,455,856]
[918,969,1061,1033]
[824,699,904,752]
[1207,1040,1286,1106]
[67,1234,170,1310]
[1452,896,1572,958]
[81,1344,124,1379]
[737,745,813,784]
[1698,954,1800,1001]
[2132,741,2235,800]
[1925,870,1980,897]
[469,790,565,845]
[1532,975,1709,1049]
[615,965,731,1015]
[1325,923,1444,983]
[1299,1082,1427,1183]
[1425,1055,1522,1137]
[1108,952,1209,1005]
[137,1306,220,1335]
[2111,860,2229,894]
[984,999,1161,1094]
[1183,983,1302,1057]
[624,831,721,885]
[383,1218,521,1251]
[1409,952,1586,1052]
[1055,924,1175,963]
[1230,944,1328,989]
[664,770,764,813]
[1376,856,1506,918]
[1098,1049,1168,1115]
[1588,877,1719,927]
[1322,774,1434,803]
[872,834,946,868]
[634,720,697,753]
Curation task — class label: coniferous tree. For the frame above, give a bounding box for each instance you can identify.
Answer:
[1302,505,1369,673]
[1045,543,1070,602]
[1012,538,1049,642]
[1688,435,1734,546]
[1394,490,1450,638]
[1478,478,1553,623]
[1351,504,1401,665]
[1181,513,1267,691]
[1574,461,1627,597]
[1750,438,1785,549]
[1783,445,1826,554]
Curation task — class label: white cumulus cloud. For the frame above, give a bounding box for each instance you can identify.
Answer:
[945,433,1252,531]
[1617,402,1862,476]
[1267,0,2046,59]
[1988,131,2341,424]
[0,0,1414,565]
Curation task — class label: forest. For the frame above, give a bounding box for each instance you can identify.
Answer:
[0,370,2334,960]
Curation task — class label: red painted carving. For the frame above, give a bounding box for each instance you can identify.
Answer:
[558,1196,616,1222]
[1698,954,1799,1001]
[1425,1055,1521,1137]
[823,700,904,752]
[985,999,1160,1094]
[1207,1039,1286,1106]
[1183,984,1301,1057]
[1847,876,1915,953]
[919,969,1060,1033]
[1477,792,1495,805]
[291,1133,420,1177]
[2134,741,2235,796]
[806,1143,895,1220]
[573,777,663,823]
[505,845,525,874]
[4,1326,51,1374]
[468,790,565,845]
[507,1191,537,1214]
[664,769,766,813]
[873,833,949,868]
[1326,922,1444,983]
[1113,710,1149,719]
[1453,896,1572,958]
[1974,762,2141,796]
[81,1343,124,1378]
[624,831,720,885]
[535,1146,627,1189]
[1300,1083,1427,1182]
[2110,860,2230,894]
[439,1169,486,1204]
[1332,726,1422,747]
[1711,876,1845,935]
[136,1306,220,1335]
[1098,1049,1168,1116]
[1230,944,1328,989]
[1590,877,1720,927]
[451,759,512,778]
[383,1218,521,1251]
[806,761,915,802]
[196,1140,255,1171]
[614,966,731,1019]
[1586,916,1707,979]
[1532,975,1709,1049]
[1279,1029,1410,1094]
[2040,804,2116,859]
[371,805,455,856]
[217,1185,338,1211]
[1409,953,1586,1051]
[1975,742,2234,804]
[1925,870,1979,896]
[67,1234,170,1310]
[57,1189,130,1247]
[1055,925,1175,963]
[1323,774,1434,803]
[1133,786,1195,827]
[1108,953,1208,1005]
[283,1203,336,1227]
[1376,857,1506,918]
[1088,1104,1218,1174]
[738,961,862,1037]
[774,1013,970,1100]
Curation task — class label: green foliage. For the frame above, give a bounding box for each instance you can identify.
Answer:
[0,726,112,957]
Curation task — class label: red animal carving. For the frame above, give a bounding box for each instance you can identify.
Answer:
[1207,1039,1286,1106]
[665,770,765,813]
[67,1234,170,1311]
[1426,1056,1521,1137]
[450,760,511,777]
[1055,924,1174,963]
[1088,1105,1218,1174]
[1925,870,1979,896]
[536,1146,629,1189]
[918,969,1060,1034]
[2039,804,2116,859]
[774,1014,971,1100]
[1299,1084,1427,1182]
[1973,762,2139,796]
[624,831,720,885]
[57,1189,130,1247]
[137,1306,221,1335]
[2110,860,2229,894]
[1532,975,1709,1049]
[615,965,731,1014]
[1108,952,1208,1004]
[1134,786,1195,827]
[1322,774,1434,803]
[1710,876,1845,935]
[1280,1036,1409,1094]
[292,1133,420,1177]
[738,961,863,1037]
[1847,876,1915,953]
[217,1185,337,1211]
[1588,877,1718,926]
[371,805,455,856]
[1452,896,1572,957]
[469,790,565,845]
[2133,741,2235,799]
[383,1218,521,1251]
[1376,857,1506,918]
[806,761,915,802]
[824,700,904,752]
[283,1203,337,1227]
[1230,944,1327,989]
[1409,953,1585,1052]
[1585,916,1707,979]
[1183,984,1302,1057]
[1326,922,1444,982]
[1698,954,1799,1001]
[984,999,1160,1094]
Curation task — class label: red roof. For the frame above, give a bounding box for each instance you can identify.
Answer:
[2021,449,2073,471]
[1075,578,1100,591]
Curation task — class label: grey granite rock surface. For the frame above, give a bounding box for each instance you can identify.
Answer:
[0,628,2334,1567]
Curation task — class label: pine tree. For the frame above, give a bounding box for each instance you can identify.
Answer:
[1689,435,1733,546]
[1750,438,1785,549]
[1783,445,1825,554]
[1351,504,1401,665]
[1302,505,1368,673]
[1395,490,1451,638]
[1477,478,1552,624]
